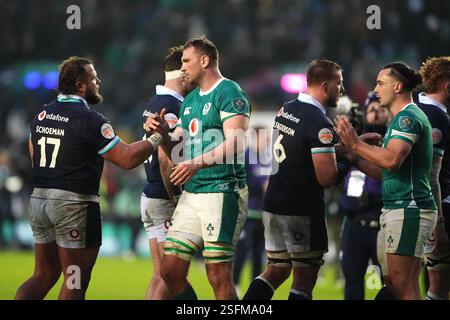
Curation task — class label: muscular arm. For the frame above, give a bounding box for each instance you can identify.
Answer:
[29,138,34,168]
[430,155,443,219]
[170,115,249,186]
[354,158,382,180]
[352,138,412,171]
[195,115,249,168]
[158,146,181,203]
[103,139,155,170]
[311,152,338,188]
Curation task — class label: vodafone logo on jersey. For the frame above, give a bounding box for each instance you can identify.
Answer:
[38,110,46,121]
[189,118,199,137]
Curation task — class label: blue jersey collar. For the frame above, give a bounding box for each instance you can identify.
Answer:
[297,92,326,114]
[418,92,447,113]
[155,85,184,102]
[57,94,89,108]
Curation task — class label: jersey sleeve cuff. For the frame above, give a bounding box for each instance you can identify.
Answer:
[311,147,335,154]
[98,136,121,155]
[433,148,444,157]
[220,111,250,122]
[390,135,414,145]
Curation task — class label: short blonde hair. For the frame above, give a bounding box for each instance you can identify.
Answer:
[419,56,450,93]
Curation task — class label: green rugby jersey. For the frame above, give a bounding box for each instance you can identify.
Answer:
[177,78,251,193]
[381,103,436,210]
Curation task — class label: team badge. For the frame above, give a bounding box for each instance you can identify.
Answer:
[203,103,212,115]
[232,98,246,112]
[38,110,46,121]
[189,118,199,137]
[183,107,191,115]
[399,116,414,131]
[318,128,333,144]
[164,113,179,129]
[207,223,215,236]
[101,123,115,139]
[432,128,442,145]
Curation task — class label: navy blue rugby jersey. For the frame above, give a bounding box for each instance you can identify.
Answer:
[264,93,338,216]
[142,85,183,199]
[415,92,450,198]
[30,94,120,195]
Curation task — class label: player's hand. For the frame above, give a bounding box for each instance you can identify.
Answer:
[170,159,202,186]
[359,132,383,146]
[335,143,358,164]
[430,224,449,255]
[334,115,360,150]
[146,108,169,140]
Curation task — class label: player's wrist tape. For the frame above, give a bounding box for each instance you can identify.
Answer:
[147,132,163,149]
[335,156,352,186]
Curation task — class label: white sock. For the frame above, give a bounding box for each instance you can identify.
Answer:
[426,290,446,300]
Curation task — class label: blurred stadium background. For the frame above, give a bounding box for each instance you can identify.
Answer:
[0,0,448,299]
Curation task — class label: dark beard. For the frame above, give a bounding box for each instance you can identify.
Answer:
[85,90,103,105]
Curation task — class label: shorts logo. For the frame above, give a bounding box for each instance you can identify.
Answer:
[189,118,199,137]
[387,235,394,248]
[318,128,333,144]
[164,113,179,129]
[164,219,173,229]
[207,223,215,236]
[101,123,115,139]
[203,103,212,115]
[293,232,304,242]
[232,98,246,112]
[432,128,442,145]
[399,116,414,131]
[69,228,80,239]
[38,110,46,121]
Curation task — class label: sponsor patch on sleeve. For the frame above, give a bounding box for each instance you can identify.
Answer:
[399,116,414,131]
[318,128,334,144]
[101,123,116,139]
[432,128,442,145]
[164,113,179,129]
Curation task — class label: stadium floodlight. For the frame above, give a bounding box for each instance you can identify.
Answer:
[23,71,42,90]
[280,73,307,94]
[43,71,59,90]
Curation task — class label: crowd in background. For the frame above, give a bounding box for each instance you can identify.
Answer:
[0,0,449,263]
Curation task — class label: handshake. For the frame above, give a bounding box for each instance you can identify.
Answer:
[143,108,170,144]
[334,115,383,164]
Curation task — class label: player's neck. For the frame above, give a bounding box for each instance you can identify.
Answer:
[164,79,184,97]
[427,92,448,109]
[199,69,223,92]
[391,94,413,116]
[304,88,327,108]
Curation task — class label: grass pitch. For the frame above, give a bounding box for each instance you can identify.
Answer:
[0,250,381,300]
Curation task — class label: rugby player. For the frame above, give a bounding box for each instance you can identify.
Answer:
[243,59,350,300]
[415,56,450,300]
[335,62,436,300]
[15,56,164,300]
[148,36,251,300]
[140,46,194,300]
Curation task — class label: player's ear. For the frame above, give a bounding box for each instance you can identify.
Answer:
[200,55,210,68]
[75,80,86,95]
[394,81,403,94]
[322,81,329,95]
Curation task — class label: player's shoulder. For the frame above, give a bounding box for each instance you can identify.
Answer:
[218,78,247,96]
[146,94,182,113]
